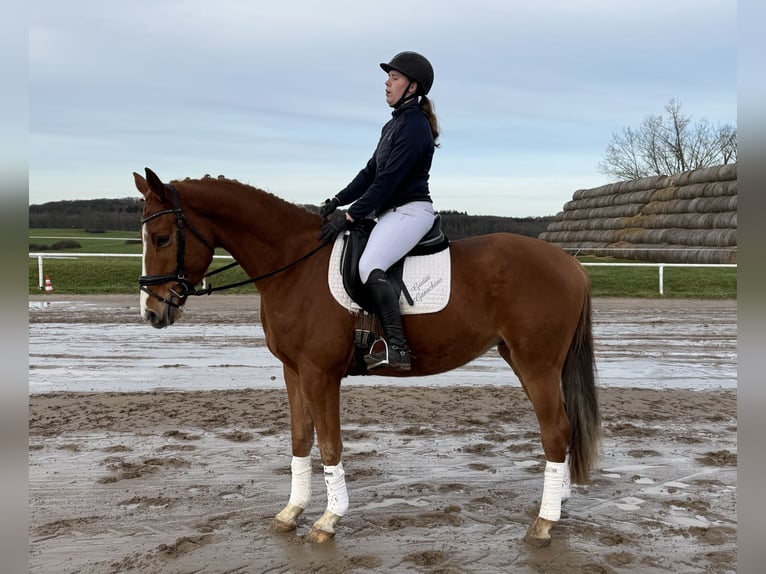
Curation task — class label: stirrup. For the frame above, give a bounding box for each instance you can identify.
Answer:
[363,338,411,371]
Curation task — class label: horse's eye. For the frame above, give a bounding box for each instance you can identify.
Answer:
[156,235,171,247]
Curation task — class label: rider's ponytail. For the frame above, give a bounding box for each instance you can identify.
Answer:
[420,96,440,148]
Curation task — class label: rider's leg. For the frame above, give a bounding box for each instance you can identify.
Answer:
[358,202,434,370]
[363,268,411,370]
[358,202,435,284]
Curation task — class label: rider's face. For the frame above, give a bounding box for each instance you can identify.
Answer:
[385,71,416,107]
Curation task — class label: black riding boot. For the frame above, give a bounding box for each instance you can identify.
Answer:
[363,268,411,371]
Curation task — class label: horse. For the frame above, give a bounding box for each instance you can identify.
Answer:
[134,167,601,547]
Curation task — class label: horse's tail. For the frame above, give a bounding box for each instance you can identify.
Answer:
[562,289,601,484]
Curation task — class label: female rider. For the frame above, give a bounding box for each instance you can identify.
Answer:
[319,51,440,371]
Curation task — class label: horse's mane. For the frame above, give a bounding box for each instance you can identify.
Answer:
[171,175,318,218]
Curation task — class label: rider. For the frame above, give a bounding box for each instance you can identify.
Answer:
[319,51,440,371]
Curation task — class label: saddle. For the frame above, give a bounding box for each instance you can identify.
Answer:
[338,214,449,376]
[339,214,449,314]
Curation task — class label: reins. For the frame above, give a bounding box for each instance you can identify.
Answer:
[194,242,327,295]
[139,182,326,306]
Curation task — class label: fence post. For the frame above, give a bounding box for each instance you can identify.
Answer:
[659,265,664,296]
[38,255,44,290]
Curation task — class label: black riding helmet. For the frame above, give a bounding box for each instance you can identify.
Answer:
[380,51,434,96]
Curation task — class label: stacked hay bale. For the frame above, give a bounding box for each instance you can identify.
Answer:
[539,163,736,263]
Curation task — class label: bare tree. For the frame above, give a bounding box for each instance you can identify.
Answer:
[717,123,737,164]
[598,98,737,180]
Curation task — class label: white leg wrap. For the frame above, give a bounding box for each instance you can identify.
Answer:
[288,455,312,509]
[561,453,571,501]
[323,462,349,517]
[539,460,567,521]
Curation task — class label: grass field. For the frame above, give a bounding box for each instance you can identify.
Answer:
[29,229,737,298]
[579,258,736,298]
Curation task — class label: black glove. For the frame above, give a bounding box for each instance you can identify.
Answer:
[319,197,340,218]
[318,214,351,244]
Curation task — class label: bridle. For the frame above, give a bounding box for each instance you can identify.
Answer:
[138,182,326,307]
[138,183,215,307]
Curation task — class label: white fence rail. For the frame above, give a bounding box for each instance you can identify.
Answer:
[580,262,736,295]
[29,253,736,296]
[29,252,234,291]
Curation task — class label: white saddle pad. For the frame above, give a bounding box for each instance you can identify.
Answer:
[328,234,451,315]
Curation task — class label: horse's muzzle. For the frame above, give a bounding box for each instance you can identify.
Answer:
[142,294,184,328]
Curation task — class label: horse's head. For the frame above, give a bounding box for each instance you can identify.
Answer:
[134,168,214,328]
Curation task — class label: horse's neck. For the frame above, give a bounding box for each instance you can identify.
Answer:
[185,181,320,282]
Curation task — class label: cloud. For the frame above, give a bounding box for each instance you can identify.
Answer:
[29,0,737,216]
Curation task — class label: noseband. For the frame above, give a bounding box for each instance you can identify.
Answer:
[138,183,215,307]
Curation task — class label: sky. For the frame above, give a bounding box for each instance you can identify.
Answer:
[28,0,737,217]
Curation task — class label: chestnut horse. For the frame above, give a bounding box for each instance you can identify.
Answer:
[134,167,600,547]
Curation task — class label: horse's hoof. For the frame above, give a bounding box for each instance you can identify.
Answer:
[524,531,552,547]
[524,517,555,547]
[272,518,297,533]
[306,526,335,544]
[272,503,303,532]
[305,509,341,543]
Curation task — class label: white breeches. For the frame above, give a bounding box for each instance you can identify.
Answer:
[358,201,435,284]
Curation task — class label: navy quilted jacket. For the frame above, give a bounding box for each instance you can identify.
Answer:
[336,98,434,220]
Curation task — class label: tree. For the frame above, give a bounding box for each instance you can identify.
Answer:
[598,98,737,180]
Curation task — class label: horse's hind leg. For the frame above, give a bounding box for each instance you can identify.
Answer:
[273,365,316,532]
[525,374,571,547]
[498,344,570,547]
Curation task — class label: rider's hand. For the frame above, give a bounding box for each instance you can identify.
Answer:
[319,197,340,219]
[318,213,351,244]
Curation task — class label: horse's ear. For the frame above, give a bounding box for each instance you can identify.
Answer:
[144,167,168,202]
[133,172,149,196]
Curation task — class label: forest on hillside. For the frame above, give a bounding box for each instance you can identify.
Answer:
[29,198,554,239]
[29,198,144,232]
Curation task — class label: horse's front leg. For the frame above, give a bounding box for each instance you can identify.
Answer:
[273,365,316,532]
[272,365,347,542]
[301,368,347,543]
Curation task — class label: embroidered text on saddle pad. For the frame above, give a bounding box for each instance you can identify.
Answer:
[328,235,451,314]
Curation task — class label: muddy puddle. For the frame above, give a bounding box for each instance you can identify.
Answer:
[28,295,737,573]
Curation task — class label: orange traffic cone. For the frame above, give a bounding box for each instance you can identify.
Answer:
[44,274,54,292]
